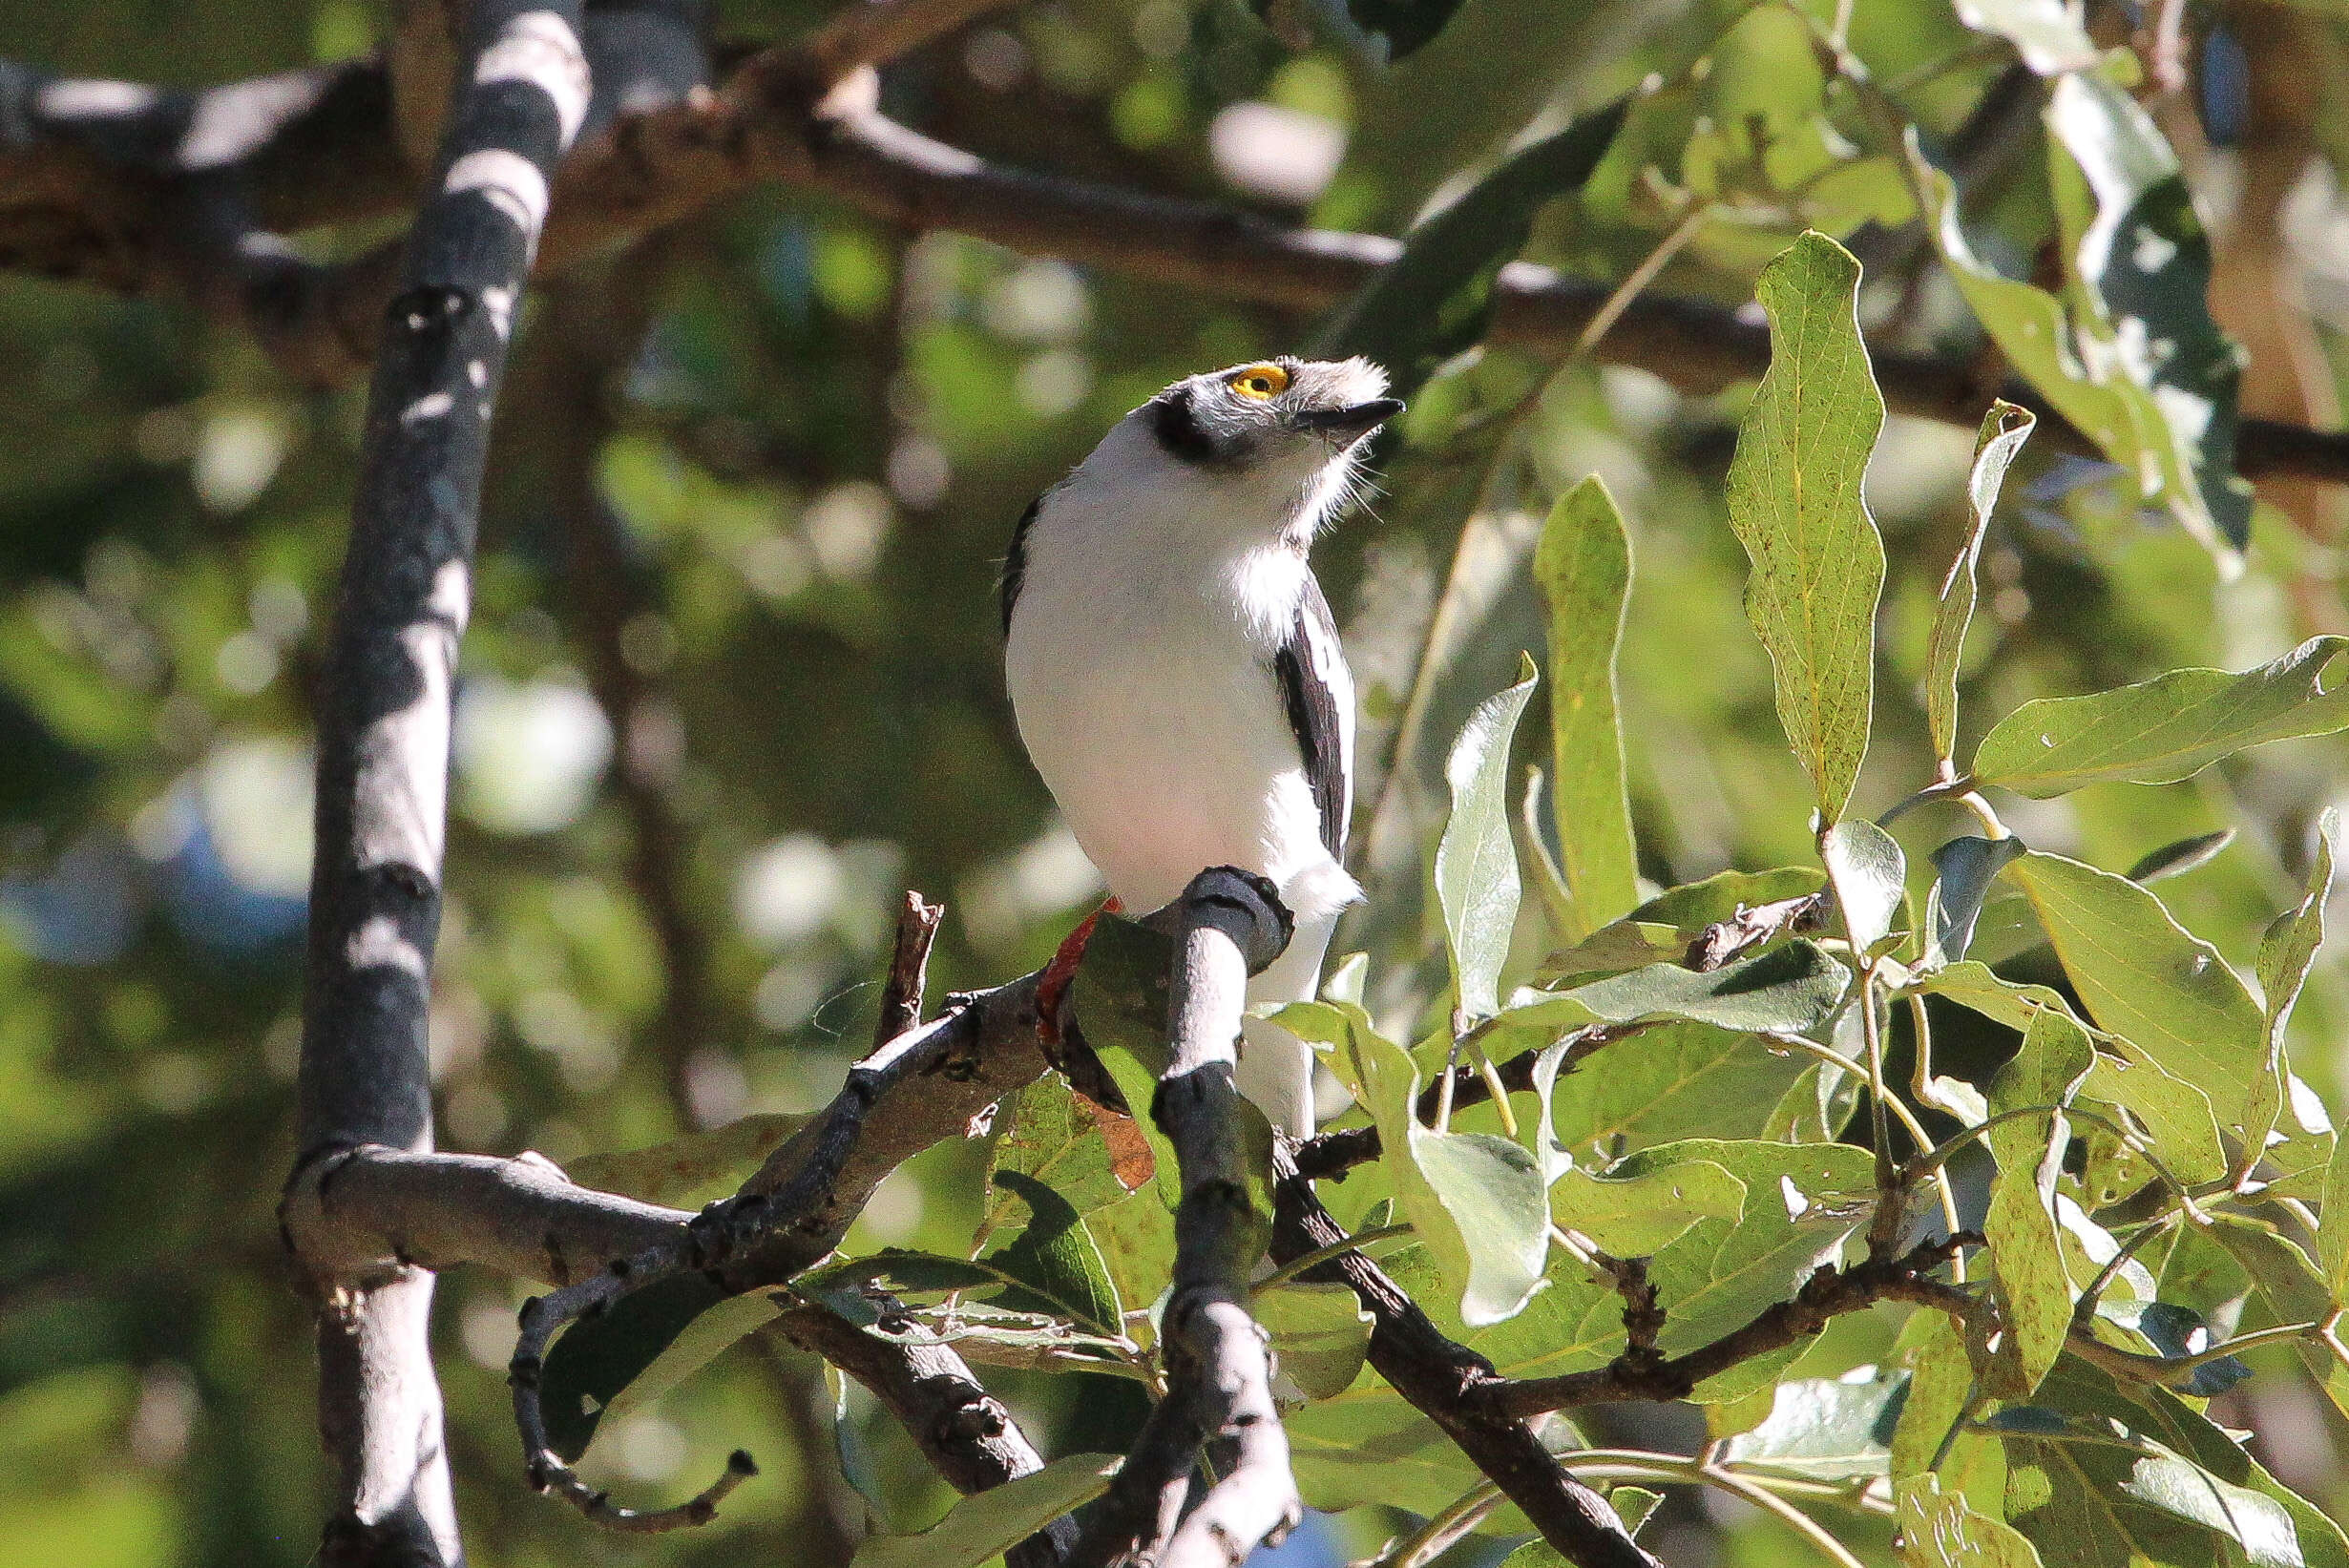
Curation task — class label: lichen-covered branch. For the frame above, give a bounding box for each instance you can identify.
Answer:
[1070,868,1301,1568]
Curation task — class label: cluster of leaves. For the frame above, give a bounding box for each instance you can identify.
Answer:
[540,219,2349,1567]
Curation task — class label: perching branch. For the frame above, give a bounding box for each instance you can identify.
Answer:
[281,3,591,1563]
[1070,868,1302,1568]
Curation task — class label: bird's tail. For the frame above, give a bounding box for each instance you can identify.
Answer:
[1237,899,1343,1139]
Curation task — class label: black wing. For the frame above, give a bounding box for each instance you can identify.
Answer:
[1273,575,1354,860]
[998,495,1041,634]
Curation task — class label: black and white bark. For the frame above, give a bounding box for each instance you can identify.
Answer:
[283,3,590,1563]
[1071,868,1303,1568]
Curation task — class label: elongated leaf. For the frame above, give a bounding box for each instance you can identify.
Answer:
[1316,100,1627,395]
[2046,72,2253,554]
[1255,1280,1374,1402]
[1984,1008,2095,1396]
[1437,654,1539,1020]
[1904,136,2186,541]
[1974,637,2349,797]
[1927,403,2037,764]
[1550,1157,1746,1257]
[987,1075,1173,1318]
[1284,1001,1549,1325]
[1920,959,2227,1186]
[1925,834,2027,970]
[1541,1020,1814,1157]
[2129,829,2234,884]
[2203,1213,2349,1420]
[540,1273,729,1460]
[1721,1367,1907,1480]
[2251,811,2337,1162]
[983,1171,1124,1337]
[587,1287,781,1453]
[1615,1139,1877,1392]
[1723,231,1887,824]
[2008,850,2265,1140]
[1822,817,1906,956]
[1899,1475,2048,1568]
[1891,1311,1989,1490]
[1534,475,1638,941]
[1514,940,1850,1036]
[851,1453,1121,1568]
[2139,1382,2349,1568]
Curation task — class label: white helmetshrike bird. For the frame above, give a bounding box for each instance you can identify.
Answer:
[1001,355,1401,1138]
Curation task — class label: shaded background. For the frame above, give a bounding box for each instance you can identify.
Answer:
[2,0,2347,1563]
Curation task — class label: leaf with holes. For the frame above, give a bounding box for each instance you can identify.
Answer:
[1724,232,1887,824]
[1983,1008,2094,1396]
[1974,638,2349,797]
[1535,475,1639,941]
[2007,850,2265,1145]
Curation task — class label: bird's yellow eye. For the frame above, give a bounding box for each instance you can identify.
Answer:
[1227,364,1290,399]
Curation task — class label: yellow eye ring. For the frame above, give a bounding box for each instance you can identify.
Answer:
[1227,364,1290,400]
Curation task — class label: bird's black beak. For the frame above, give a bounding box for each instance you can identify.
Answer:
[1295,397,1405,441]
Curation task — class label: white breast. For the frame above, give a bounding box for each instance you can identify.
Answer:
[1004,423,1355,924]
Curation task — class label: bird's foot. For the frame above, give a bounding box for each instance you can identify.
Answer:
[1036,897,1122,1052]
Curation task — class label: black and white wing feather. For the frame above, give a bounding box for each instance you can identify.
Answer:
[1272,575,1353,860]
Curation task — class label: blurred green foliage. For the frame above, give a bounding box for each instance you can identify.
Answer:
[5,0,2349,1565]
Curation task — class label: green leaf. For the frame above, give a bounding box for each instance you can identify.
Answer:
[1822,818,1906,956]
[1948,0,2098,72]
[1926,402,2037,764]
[1615,1139,1877,1390]
[1541,1021,1815,1157]
[982,1171,1125,1337]
[538,1273,731,1461]
[1609,1487,1665,1538]
[1920,960,2227,1185]
[1903,136,2184,545]
[582,1286,780,1454]
[1437,654,1540,1021]
[2128,829,2234,884]
[567,1115,807,1205]
[2045,72,2253,554]
[1972,637,2349,797]
[987,1074,1173,1318]
[1720,1366,1907,1480]
[1255,1280,1374,1402]
[1925,835,2027,970]
[1898,1475,2049,1568]
[1297,1003,1549,1325]
[2007,849,2266,1143]
[1315,100,1626,395]
[2137,1382,2349,1568]
[2318,1118,2349,1299]
[1534,475,1639,942]
[1517,940,1851,1036]
[1983,1008,2095,1396]
[2198,1214,2349,1420]
[1723,231,1887,825]
[2252,810,2336,1165]
[1891,1310,1986,1489]
[1550,1157,1746,1257]
[849,1453,1121,1568]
